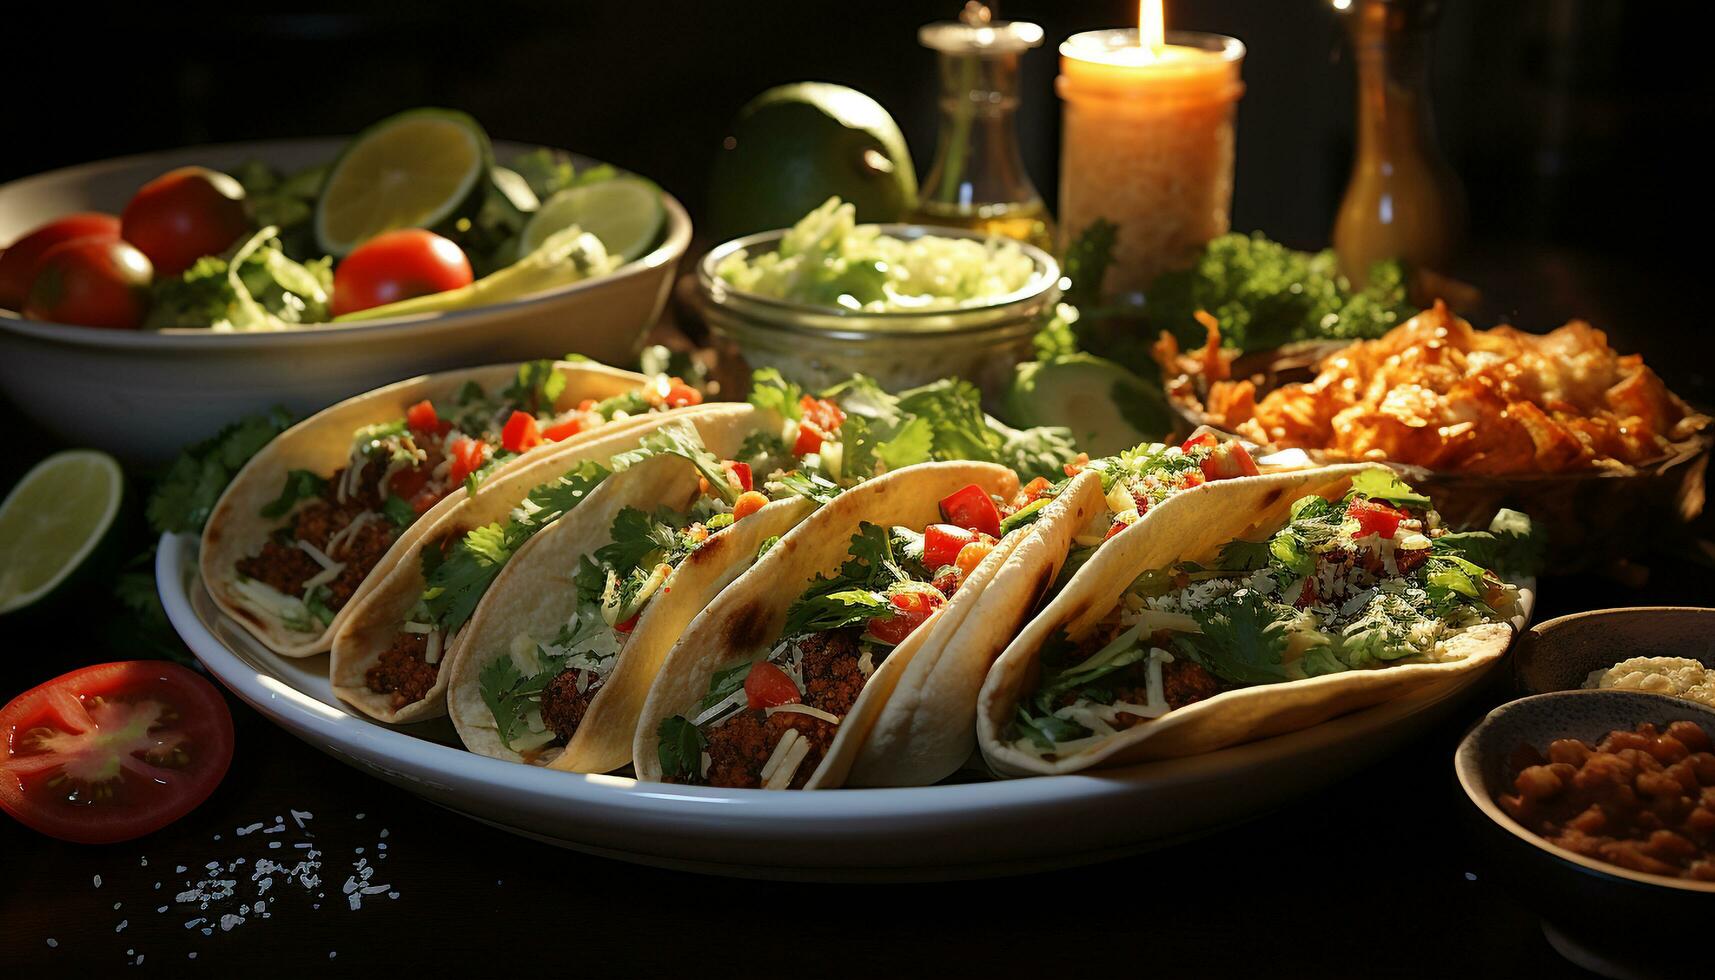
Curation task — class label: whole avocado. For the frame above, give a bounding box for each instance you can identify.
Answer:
[708,83,917,241]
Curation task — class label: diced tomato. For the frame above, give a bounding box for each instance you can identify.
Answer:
[744,661,801,709]
[955,540,994,578]
[792,420,827,457]
[1180,432,1219,453]
[664,378,703,408]
[542,417,585,442]
[389,464,431,501]
[726,460,753,492]
[405,399,439,433]
[501,411,542,453]
[930,567,962,596]
[866,586,946,646]
[1348,497,1409,539]
[410,490,440,514]
[447,437,488,485]
[1106,511,1138,541]
[938,484,1002,537]
[577,398,598,412]
[1016,477,1052,508]
[614,613,641,634]
[732,490,769,521]
[799,395,846,433]
[1199,442,1260,481]
[922,523,978,569]
[1063,452,1091,477]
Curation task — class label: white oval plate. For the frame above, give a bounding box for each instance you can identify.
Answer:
[159,531,1520,880]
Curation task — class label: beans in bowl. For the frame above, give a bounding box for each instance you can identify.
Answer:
[1500,720,1715,881]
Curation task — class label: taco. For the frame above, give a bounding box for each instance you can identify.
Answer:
[835,433,1266,786]
[977,465,1536,776]
[328,404,773,723]
[444,428,817,771]
[633,461,1107,790]
[201,360,702,657]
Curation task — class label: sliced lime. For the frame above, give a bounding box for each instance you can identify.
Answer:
[314,108,493,256]
[522,178,663,263]
[0,450,124,615]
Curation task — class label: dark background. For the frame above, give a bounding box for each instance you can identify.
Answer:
[9,0,1710,395]
[4,2,1712,976]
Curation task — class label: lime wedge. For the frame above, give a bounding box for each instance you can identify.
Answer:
[0,450,124,615]
[522,178,663,263]
[315,108,493,256]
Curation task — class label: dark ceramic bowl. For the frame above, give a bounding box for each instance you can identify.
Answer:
[1455,689,1715,976]
[1514,606,1715,696]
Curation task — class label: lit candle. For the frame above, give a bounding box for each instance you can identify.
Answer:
[1057,2,1245,299]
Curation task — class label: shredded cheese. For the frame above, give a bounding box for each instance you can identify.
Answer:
[424,631,443,666]
[766,704,841,724]
[296,540,340,572]
[759,729,800,784]
[690,687,750,728]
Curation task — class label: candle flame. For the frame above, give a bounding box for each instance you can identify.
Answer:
[1139,0,1166,54]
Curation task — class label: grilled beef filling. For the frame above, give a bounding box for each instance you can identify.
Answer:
[365,632,437,707]
[697,629,873,789]
[235,461,400,613]
[540,669,604,745]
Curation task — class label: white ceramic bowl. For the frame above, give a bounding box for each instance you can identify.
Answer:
[0,138,692,463]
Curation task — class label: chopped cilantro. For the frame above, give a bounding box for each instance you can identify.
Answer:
[259,469,327,519]
[501,360,567,416]
[147,408,296,535]
[657,716,706,779]
[1173,591,1291,685]
[382,494,418,527]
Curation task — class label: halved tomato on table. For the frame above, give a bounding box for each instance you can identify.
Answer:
[0,661,234,844]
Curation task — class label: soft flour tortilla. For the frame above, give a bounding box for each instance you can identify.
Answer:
[822,470,1106,788]
[632,461,1026,787]
[447,434,817,773]
[977,464,1533,776]
[329,403,760,724]
[202,361,646,658]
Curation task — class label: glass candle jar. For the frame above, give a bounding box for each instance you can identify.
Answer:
[1057,29,1245,302]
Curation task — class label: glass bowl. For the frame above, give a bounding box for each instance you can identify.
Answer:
[695,224,1060,396]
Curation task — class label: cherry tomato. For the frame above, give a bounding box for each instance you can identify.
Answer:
[1199,442,1261,481]
[0,212,122,310]
[500,411,543,453]
[0,661,234,844]
[922,523,978,569]
[405,400,440,433]
[938,483,1002,538]
[866,585,946,646]
[23,238,152,329]
[744,661,801,709]
[1016,477,1052,506]
[542,417,585,442]
[121,167,248,275]
[330,229,473,317]
[1348,497,1409,539]
[447,437,488,485]
[732,490,769,521]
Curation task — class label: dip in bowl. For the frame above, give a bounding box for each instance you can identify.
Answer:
[696,199,1059,396]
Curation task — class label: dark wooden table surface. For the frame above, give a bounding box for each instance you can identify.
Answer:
[2,250,1711,977]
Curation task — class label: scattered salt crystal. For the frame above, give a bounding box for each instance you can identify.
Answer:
[330,952,338,959]
[379,828,389,838]
[46,939,57,948]
[355,813,365,819]
[184,918,204,929]
[115,920,127,932]
[113,902,121,910]
[188,953,197,960]
[93,875,103,888]
[156,906,167,914]
[291,809,313,829]
[388,892,399,899]
[219,914,243,932]
[268,841,282,849]
[175,865,187,873]
[237,822,264,836]
[139,857,148,867]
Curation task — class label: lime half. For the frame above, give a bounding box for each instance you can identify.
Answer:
[0,450,124,615]
[522,178,663,263]
[315,108,493,256]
